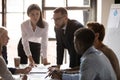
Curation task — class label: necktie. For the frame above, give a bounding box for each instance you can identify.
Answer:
[62,29,65,34]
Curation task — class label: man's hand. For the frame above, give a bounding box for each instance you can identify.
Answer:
[46,69,62,80]
[45,66,62,79]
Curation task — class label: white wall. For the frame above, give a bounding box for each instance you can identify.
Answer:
[98,0,120,64]
[97,0,114,28]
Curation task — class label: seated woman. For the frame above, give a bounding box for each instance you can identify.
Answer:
[0,27,30,80]
[0,27,16,80]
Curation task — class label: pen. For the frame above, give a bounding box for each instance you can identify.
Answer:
[29,72,47,74]
[45,74,49,79]
[45,70,57,79]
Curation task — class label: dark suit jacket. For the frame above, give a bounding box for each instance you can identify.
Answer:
[2,46,16,74]
[55,19,84,68]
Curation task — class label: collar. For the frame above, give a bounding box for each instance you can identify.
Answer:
[62,24,67,30]
[81,46,97,60]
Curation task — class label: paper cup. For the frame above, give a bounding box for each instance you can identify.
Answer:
[14,57,21,68]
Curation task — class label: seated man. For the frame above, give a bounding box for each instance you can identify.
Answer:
[47,28,117,80]
[2,45,31,74]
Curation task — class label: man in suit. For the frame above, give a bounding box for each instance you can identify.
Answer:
[53,7,84,68]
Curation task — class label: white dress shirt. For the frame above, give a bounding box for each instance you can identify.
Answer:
[21,19,48,58]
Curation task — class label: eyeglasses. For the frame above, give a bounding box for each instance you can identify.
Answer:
[53,16,65,22]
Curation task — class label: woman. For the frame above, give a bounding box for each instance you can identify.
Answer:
[0,27,29,80]
[0,27,14,80]
[18,4,50,66]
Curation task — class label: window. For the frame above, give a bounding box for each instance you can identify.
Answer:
[0,0,96,64]
[45,0,66,7]
[6,0,42,43]
[4,0,42,62]
[1,0,93,39]
[44,0,91,38]
[0,0,2,26]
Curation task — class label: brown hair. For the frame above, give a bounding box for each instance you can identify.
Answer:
[87,22,105,41]
[27,4,44,28]
[54,7,68,16]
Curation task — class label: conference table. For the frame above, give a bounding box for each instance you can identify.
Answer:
[12,64,52,80]
[12,64,69,80]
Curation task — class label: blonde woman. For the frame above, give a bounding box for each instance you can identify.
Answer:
[0,27,14,80]
[0,27,29,80]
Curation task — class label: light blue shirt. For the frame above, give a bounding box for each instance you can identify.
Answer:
[62,46,117,80]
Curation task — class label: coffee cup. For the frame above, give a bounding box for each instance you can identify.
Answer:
[14,57,21,68]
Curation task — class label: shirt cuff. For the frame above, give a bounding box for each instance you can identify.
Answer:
[62,73,79,80]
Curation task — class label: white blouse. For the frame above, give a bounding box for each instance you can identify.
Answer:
[21,19,48,58]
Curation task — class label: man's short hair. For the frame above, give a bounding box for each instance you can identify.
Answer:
[54,7,67,15]
[74,28,95,47]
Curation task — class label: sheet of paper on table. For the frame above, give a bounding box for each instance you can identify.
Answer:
[28,64,51,80]
[30,65,48,74]
[13,64,53,80]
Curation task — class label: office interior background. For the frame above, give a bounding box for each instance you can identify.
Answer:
[0,0,120,66]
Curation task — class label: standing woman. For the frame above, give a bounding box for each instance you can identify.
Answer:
[0,27,14,80]
[18,4,50,66]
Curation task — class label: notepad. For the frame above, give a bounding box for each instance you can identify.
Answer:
[29,66,48,74]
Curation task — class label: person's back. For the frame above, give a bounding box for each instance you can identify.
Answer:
[76,28,117,80]
[98,44,120,80]
[80,47,117,80]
